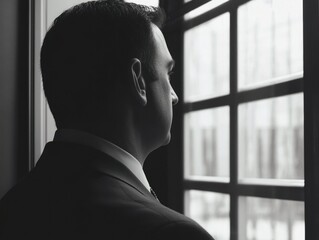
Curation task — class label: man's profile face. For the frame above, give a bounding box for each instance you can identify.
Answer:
[145,24,179,147]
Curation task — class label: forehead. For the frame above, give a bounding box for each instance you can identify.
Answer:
[150,24,173,65]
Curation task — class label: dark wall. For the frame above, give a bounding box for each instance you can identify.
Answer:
[0,0,30,199]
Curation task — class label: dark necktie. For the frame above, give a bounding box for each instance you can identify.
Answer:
[150,188,160,202]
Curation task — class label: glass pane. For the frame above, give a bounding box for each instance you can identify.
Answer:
[184,0,228,20]
[47,0,95,29]
[125,0,159,6]
[185,190,230,240]
[184,107,229,178]
[238,93,304,180]
[184,13,230,102]
[239,197,305,240]
[238,0,303,90]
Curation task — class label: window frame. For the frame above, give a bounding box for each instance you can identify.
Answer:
[161,0,319,239]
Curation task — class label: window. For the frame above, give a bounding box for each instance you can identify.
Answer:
[29,0,319,239]
[32,0,96,163]
[162,0,311,239]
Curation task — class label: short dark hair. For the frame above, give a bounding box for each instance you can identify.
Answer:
[40,0,165,129]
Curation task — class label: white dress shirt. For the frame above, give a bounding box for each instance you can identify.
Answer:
[53,129,151,192]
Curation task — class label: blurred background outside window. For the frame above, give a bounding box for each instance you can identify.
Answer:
[182,0,304,239]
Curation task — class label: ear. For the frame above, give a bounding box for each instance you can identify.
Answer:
[130,58,147,106]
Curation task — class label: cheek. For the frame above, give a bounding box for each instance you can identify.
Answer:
[148,77,173,117]
[153,79,171,104]
[161,78,173,101]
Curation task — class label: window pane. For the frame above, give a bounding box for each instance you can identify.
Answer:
[238,0,303,90]
[239,197,305,240]
[184,107,229,178]
[238,93,304,180]
[184,13,230,102]
[184,0,228,20]
[125,0,159,6]
[47,0,95,28]
[185,190,230,240]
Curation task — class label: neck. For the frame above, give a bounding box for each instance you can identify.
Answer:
[73,119,151,166]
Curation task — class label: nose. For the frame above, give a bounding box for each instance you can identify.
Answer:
[171,88,179,106]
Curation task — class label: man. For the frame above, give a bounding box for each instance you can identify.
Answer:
[0,1,214,239]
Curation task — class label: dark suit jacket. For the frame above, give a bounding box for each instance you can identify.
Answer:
[0,141,214,240]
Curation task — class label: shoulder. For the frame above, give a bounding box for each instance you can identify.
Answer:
[84,197,214,240]
[138,199,214,240]
[151,219,215,240]
[101,181,215,240]
[78,176,214,240]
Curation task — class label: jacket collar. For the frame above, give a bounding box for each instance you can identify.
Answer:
[37,141,156,201]
[53,129,151,191]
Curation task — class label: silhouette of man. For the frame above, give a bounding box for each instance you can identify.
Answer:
[0,1,214,239]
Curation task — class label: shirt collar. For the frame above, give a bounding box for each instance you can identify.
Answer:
[53,129,151,191]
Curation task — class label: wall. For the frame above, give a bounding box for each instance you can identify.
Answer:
[0,0,30,199]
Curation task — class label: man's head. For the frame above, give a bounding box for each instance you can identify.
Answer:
[41,0,178,155]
